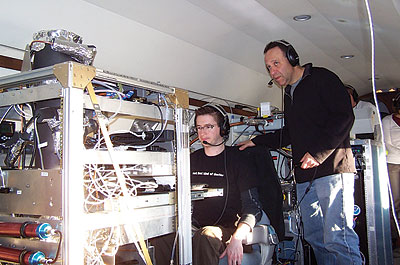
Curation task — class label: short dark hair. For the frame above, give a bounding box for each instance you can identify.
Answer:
[263,40,288,55]
[194,105,224,127]
[345,84,359,103]
[263,40,300,67]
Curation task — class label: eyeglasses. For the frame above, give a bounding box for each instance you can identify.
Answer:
[196,124,217,131]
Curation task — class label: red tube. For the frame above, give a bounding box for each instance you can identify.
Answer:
[0,222,23,237]
[0,222,45,238]
[0,245,32,263]
[0,246,45,264]
[24,223,42,238]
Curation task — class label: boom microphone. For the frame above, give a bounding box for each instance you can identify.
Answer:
[202,140,225,147]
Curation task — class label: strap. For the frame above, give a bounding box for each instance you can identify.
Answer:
[86,82,153,265]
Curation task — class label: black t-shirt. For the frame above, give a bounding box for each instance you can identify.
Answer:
[191,146,259,228]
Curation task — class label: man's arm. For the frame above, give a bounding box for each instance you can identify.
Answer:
[219,188,262,265]
[238,188,263,227]
[237,126,291,151]
[308,72,355,164]
[237,139,255,150]
[219,222,251,265]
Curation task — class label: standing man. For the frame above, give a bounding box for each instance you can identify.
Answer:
[238,40,362,265]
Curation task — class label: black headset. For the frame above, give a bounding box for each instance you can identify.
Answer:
[345,84,359,102]
[274,40,300,67]
[201,103,230,137]
[393,93,400,110]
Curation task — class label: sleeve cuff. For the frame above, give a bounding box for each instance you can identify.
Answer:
[239,214,256,229]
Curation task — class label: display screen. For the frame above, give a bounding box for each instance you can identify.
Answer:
[0,121,15,136]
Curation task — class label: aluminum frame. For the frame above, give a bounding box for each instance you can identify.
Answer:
[0,62,190,265]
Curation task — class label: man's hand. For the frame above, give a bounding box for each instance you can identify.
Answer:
[300,152,320,169]
[236,139,255,151]
[219,237,243,265]
[219,222,250,265]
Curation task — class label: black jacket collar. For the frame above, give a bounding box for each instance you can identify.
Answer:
[301,63,313,80]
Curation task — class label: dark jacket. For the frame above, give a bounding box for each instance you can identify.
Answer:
[191,147,263,229]
[241,145,285,241]
[253,63,356,183]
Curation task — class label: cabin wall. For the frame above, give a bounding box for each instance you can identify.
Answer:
[0,0,283,109]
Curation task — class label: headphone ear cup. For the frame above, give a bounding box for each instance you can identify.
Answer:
[220,121,230,137]
[202,103,230,137]
[218,110,230,137]
[286,46,299,66]
[219,120,224,137]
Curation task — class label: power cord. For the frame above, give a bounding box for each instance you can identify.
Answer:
[231,125,250,146]
[294,167,318,208]
[213,147,229,226]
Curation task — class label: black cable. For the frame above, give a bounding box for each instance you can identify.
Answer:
[20,222,32,238]
[18,249,28,265]
[282,163,315,264]
[119,100,166,149]
[273,150,284,181]
[295,215,304,262]
[272,148,293,181]
[21,114,27,169]
[18,112,37,169]
[230,125,250,146]
[278,154,286,181]
[254,124,264,135]
[295,167,318,209]
[283,158,294,182]
[276,152,282,180]
[293,195,310,265]
[278,85,285,150]
[213,148,229,226]
[0,106,13,127]
[29,131,37,168]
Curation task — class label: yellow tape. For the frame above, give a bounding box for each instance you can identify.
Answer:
[86,82,153,265]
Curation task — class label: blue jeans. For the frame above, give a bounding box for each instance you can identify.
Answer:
[296,173,362,265]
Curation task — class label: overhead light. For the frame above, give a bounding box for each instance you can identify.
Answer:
[293,15,311,21]
[340,55,354,59]
[389,88,396,92]
[376,89,383,93]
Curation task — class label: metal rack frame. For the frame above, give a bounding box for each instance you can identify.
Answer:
[352,139,392,265]
[0,61,192,265]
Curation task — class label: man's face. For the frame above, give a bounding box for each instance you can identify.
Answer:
[196,114,223,146]
[264,46,295,87]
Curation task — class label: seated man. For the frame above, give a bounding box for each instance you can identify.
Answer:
[151,104,266,265]
[191,104,263,265]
